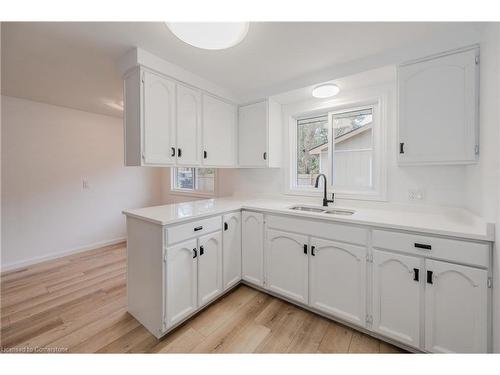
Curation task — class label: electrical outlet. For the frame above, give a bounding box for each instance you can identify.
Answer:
[82,179,90,189]
[408,189,425,201]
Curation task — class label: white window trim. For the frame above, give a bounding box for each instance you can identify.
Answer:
[285,94,387,201]
[170,168,218,198]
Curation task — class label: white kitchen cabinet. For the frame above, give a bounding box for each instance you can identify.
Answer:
[142,70,176,166]
[398,46,479,165]
[222,212,242,290]
[202,94,237,167]
[424,259,488,353]
[165,238,198,328]
[372,249,422,348]
[238,99,282,168]
[198,231,223,307]
[176,83,202,166]
[266,229,309,304]
[123,67,237,168]
[241,211,264,286]
[309,238,366,326]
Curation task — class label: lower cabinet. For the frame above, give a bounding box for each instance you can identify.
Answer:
[424,259,488,353]
[372,248,489,353]
[198,231,223,306]
[165,230,222,329]
[309,238,366,327]
[222,212,242,290]
[242,211,264,286]
[165,238,198,328]
[266,229,309,304]
[372,249,422,348]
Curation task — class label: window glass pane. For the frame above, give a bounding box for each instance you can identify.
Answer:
[196,168,216,192]
[172,168,215,193]
[174,168,194,190]
[332,108,373,189]
[296,115,328,187]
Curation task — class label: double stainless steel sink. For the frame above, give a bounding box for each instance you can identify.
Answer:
[289,205,355,216]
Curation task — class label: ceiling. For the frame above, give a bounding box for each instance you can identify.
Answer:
[1,22,483,117]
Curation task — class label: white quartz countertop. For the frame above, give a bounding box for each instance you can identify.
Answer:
[123,197,495,242]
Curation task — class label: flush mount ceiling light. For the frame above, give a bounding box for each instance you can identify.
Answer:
[312,84,340,98]
[166,22,249,50]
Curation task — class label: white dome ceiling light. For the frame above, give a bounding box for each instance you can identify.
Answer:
[312,83,340,98]
[166,22,249,50]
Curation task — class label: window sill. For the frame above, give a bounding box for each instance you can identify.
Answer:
[169,189,216,199]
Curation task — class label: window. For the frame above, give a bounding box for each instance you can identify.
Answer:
[290,100,385,200]
[171,168,216,195]
[296,115,329,187]
[331,107,373,190]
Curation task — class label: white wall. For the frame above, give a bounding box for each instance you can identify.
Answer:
[220,81,471,209]
[1,96,163,270]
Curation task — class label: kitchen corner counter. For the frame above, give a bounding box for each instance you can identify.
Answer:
[123,197,495,242]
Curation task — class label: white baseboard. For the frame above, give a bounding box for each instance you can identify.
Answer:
[1,237,127,273]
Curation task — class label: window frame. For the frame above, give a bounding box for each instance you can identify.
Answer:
[170,167,218,198]
[286,95,387,201]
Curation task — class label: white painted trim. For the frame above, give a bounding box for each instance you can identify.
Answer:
[0,237,126,273]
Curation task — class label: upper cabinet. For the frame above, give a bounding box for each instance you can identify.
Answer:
[202,94,237,167]
[398,46,479,165]
[123,67,237,168]
[238,99,282,168]
[176,84,202,166]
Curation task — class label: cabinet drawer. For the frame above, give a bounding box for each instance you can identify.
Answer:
[372,230,489,268]
[166,216,222,245]
[266,215,368,246]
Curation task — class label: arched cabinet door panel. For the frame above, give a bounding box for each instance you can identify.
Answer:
[176,84,202,166]
[266,229,309,304]
[398,47,478,164]
[309,238,366,327]
[241,211,264,286]
[372,249,422,349]
[165,238,198,328]
[143,71,176,165]
[424,259,487,353]
[222,212,242,290]
[198,231,223,307]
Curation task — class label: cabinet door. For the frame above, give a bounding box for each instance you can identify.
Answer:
[198,231,223,307]
[266,230,309,304]
[309,238,366,326]
[222,212,242,290]
[202,94,236,167]
[398,48,478,164]
[165,238,198,328]
[241,211,264,286]
[238,101,268,167]
[372,249,422,348]
[176,84,202,166]
[425,259,488,353]
[142,71,176,165]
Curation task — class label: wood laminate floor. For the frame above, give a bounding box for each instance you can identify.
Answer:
[0,243,406,353]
